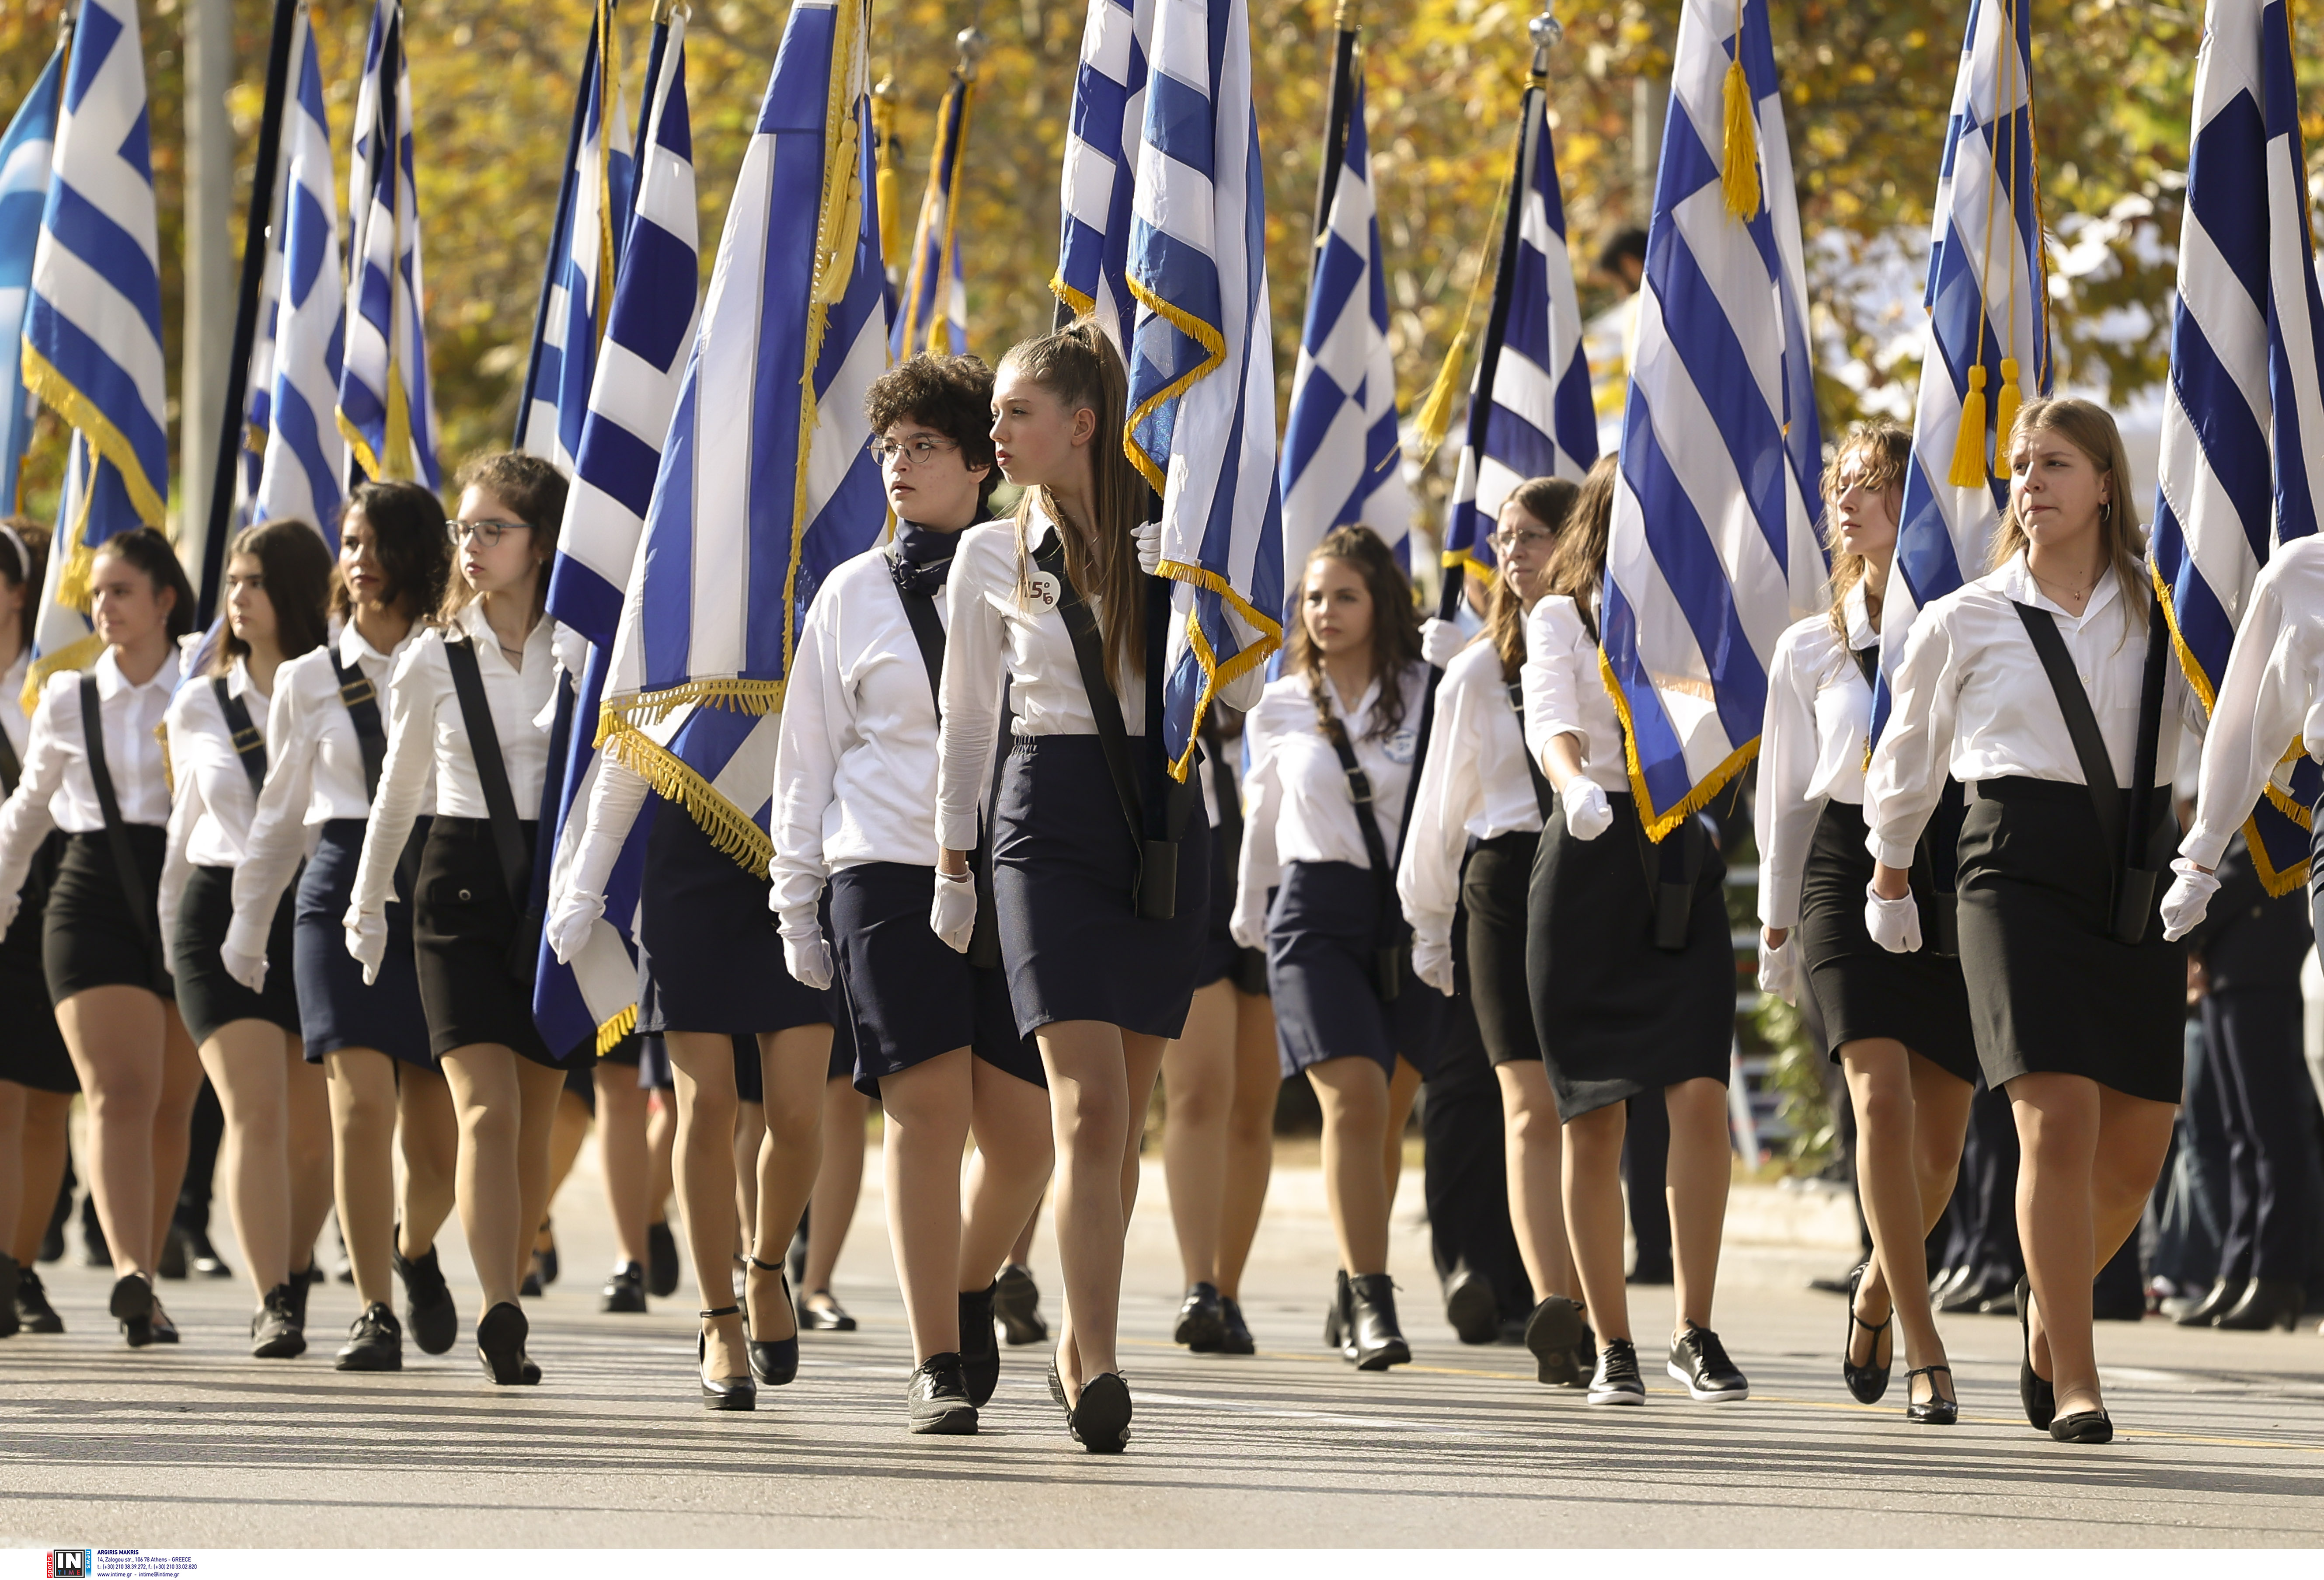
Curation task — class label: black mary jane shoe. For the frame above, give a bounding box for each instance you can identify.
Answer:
[1069,1371,1132,1454]
[110,1272,156,1348]
[1904,1363,1958,1426]
[744,1254,799,1385]
[476,1301,530,1386]
[697,1305,757,1412]
[2049,1408,2114,1444]
[1843,1263,1893,1405]
[2016,1275,2055,1432]
[797,1288,857,1332]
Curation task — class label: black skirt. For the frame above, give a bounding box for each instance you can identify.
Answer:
[171,864,301,1045]
[0,831,73,1093]
[1796,799,1979,1084]
[45,828,171,1003]
[1955,777,2185,1104]
[636,808,832,1038]
[412,816,559,1066]
[296,818,434,1067]
[991,735,1211,1041]
[1524,793,1732,1120]
[1267,860,1446,1080]
[828,860,1045,1098]
[1462,830,1542,1066]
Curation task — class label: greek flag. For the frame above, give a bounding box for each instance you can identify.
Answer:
[1280,63,1411,580]
[247,7,345,540]
[337,0,438,488]
[1053,0,1150,341]
[1441,80,1596,581]
[22,0,169,625]
[1600,0,1826,839]
[0,39,64,518]
[597,0,890,876]
[2151,0,2324,893]
[536,10,698,1053]
[894,64,972,359]
[517,0,635,476]
[1875,0,2049,722]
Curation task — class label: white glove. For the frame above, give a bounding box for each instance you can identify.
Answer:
[930,871,978,953]
[344,906,388,986]
[1229,887,1268,951]
[1561,778,1613,841]
[783,929,834,992]
[1864,883,1922,955]
[2160,857,2221,943]
[221,940,268,995]
[1419,618,1466,670]
[1412,931,1455,996]
[546,886,606,966]
[1132,520,1163,576]
[1756,931,1800,1004]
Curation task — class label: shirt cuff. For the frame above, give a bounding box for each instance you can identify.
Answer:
[937,810,979,855]
[2179,823,2233,872]
[1869,835,1918,870]
[222,911,270,961]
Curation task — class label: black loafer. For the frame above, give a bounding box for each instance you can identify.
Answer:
[991,1263,1047,1345]
[1173,1281,1226,1351]
[15,1267,64,1334]
[477,1301,529,1385]
[797,1290,856,1331]
[1443,1267,1498,1346]
[600,1262,648,1314]
[2050,1408,2113,1444]
[907,1353,979,1435]
[1218,1296,1255,1356]
[335,1304,404,1372]
[111,1272,155,1348]
[1069,1371,1132,1453]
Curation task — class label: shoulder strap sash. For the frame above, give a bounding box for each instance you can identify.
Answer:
[80,674,158,954]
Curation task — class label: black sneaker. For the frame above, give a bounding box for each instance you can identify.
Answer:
[15,1267,64,1333]
[991,1262,1047,1345]
[251,1283,307,1359]
[1523,1296,1589,1386]
[1174,1281,1226,1351]
[600,1262,648,1314]
[336,1304,404,1371]
[1667,1323,1749,1402]
[958,1284,1000,1406]
[394,1241,459,1356]
[1218,1295,1256,1355]
[647,1221,680,1298]
[1588,1337,1646,1406]
[907,1352,979,1434]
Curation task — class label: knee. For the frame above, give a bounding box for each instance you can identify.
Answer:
[1853,1077,1911,1140]
[1057,1084,1129,1149]
[458,1095,521,1153]
[1564,1108,1622,1167]
[761,1097,820,1157]
[1167,1080,1226,1133]
[1505,1098,1560,1154]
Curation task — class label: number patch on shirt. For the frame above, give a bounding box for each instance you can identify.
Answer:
[1026,571,1063,613]
[1385,726,1418,766]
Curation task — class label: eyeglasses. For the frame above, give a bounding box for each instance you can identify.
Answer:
[868,435,962,466]
[446,519,532,548]
[1491,525,1557,553]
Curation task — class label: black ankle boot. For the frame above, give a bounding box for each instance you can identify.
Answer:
[1347,1274,1410,1371]
[1323,1270,1355,1361]
[2214,1277,2305,1332]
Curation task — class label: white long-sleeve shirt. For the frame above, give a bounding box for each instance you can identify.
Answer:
[160,658,272,947]
[934,505,1264,854]
[0,645,183,912]
[227,622,431,961]
[1397,637,1542,954]
[1864,553,2200,869]
[1521,595,1628,796]
[1755,585,1879,930]
[2180,535,2324,870]
[1238,661,1429,919]
[348,602,559,922]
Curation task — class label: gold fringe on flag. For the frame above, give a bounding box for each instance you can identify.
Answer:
[1948,363,1990,487]
[596,1002,638,1055]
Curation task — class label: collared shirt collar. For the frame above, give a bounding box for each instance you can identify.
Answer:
[1995,550,2123,627]
[453,599,549,665]
[1843,579,1878,651]
[93,644,183,702]
[338,616,413,669]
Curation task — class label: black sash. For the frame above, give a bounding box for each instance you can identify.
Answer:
[443,636,541,979]
[1311,686,1416,1002]
[1505,676,1554,820]
[211,676,267,795]
[330,651,389,801]
[891,557,1004,968]
[79,674,158,955]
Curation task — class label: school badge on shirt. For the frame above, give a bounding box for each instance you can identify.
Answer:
[1385,726,1418,766]
[1027,571,1063,613]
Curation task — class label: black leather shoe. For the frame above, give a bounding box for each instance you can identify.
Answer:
[186,1227,231,1279]
[1939,1269,2007,1313]
[744,1254,798,1385]
[394,1242,458,1356]
[285,1269,313,1330]
[1843,1263,1893,1404]
[992,1262,1048,1345]
[1905,1363,1958,1425]
[1069,1371,1132,1453]
[0,1252,19,1340]
[1443,1267,1499,1346]
[335,1303,403,1371]
[600,1262,648,1314]
[697,1305,756,1411]
[251,1283,307,1359]
[157,1222,189,1280]
[647,1221,680,1299]
[477,1301,530,1385]
[1523,1296,1588,1385]
[1627,1255,1673,1287]
[2016,1275,2054,1431]
[958,1284,1000,1405]
[111,1272,155,1347]
[2049,1408,2113,1444]
[1174,1281,1227,1351]
[1219,1295,1255,1355]
[2174,1277,2243,1327]
[148,1302,180,1343]
[79,1196,110,1267]
[907,1352,978,1434]
[15,1267,63,1333]
[798,1288,856,1331]
[1323,1270,1356,1360]
[1347,1273,1410,1371]
[535,1219,559,1286]
[2215,1277,2305,1332]
[519,1267,543,1298]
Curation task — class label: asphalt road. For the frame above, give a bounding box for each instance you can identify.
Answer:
[3,1152,2320,1548]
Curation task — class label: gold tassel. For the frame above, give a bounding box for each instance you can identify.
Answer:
[1720,55,1761,222]
[1948,364,1990,488]
[1410,327,1471,469]
[1990,357,2023,479]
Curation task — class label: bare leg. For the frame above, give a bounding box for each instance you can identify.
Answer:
[732,1096,763,1247]
[394,1063,458,1259]
[1305,1057,1392,1276]
[1037,1020,1166,1397]
[438,1044,564,1313]
[743,1026,830,1343]
[663,1032,745,1382]
[1664,1076,1731,1336]
[1562,1100,1630,1343]
[961,1063,1054,1289]
[1842,1041,1972,1393]
[1161,981,1235,1288]
[646,1081,676,1237]
[1215,989,1279,1300]
[10,1088,73,1264]
[56,986,179,1281]
[325,1048,400,1308]
[1009,1201,1039,1268]
[1380,1057,1422,1215]
[284,1041,331,1273]
[801,1075,867,1302]
[881,1049,976,1359]
[592,1068,652,1269]
[538,1085,592,1262]
[1495,1060,1572,1299]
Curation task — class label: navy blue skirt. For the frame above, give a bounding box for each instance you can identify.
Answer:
[829,860,1045,1098]
[172,864,301,1045]
[637,807,833,1037]
[1266,860,1446,1080]
[296,819,432,1066]
[992,735,1210,1042]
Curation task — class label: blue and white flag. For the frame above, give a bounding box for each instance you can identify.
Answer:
[1053,0,1150,342]
[2151,0,2324,893]
[247,6,346,540]
[0,38,65,519]
[1280,63,1411,580]
[598,0,890,875]
[337,0,438,488]
[518,0,635,477]
[1601,0,1826,839]
[894,64,972,359]
[1441,77,1596,582]
[1875,0,2049,722]
[22,0,168,639]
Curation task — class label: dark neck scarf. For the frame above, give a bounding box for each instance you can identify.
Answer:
[889,521,961,596]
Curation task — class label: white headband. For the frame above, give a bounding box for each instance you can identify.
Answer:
[0,522,26,585]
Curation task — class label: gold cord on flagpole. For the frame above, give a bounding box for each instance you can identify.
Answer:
[1990,0,2027,477]
[1719,0,1760,221]
[1948,1,2009,489]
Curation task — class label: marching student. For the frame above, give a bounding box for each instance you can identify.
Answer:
[226,482,461,1371]
[1756,423,1976,1423]
[160,520,336,1357]
[0,522,74,1340]
[1234,525,1442,1371]
[0,528,201,1347]
[794,1076,872,1332]
[347,452,581,1387]
[1398,478,1591,1387]
[1520,456,1748,1408]
[932,320,1255,1452]
[1866,397,2195,1444]
[770,352,1055,1433]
